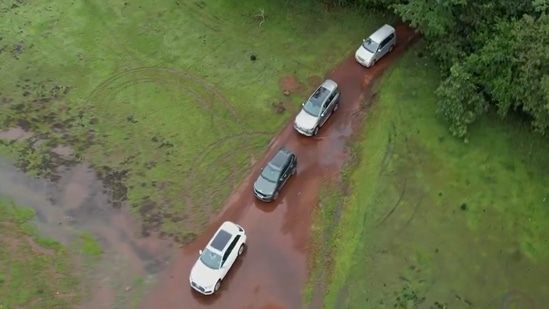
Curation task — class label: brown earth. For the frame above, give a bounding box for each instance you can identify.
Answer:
[306,75,322,88]
[279,75,303,95]
[139,25,418,309]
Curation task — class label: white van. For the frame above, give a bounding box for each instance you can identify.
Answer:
[355,24,397,68]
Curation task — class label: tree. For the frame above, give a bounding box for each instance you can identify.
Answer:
[436,63,488,138]
[327,0,549,137]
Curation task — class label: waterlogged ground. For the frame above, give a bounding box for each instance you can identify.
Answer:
[0,0,386,241]
[0,156,173,308]
[0,0,392,307]
[315,44,549,309]
[0,198,82,309]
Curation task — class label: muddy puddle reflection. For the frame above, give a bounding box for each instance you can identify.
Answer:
[0,156,174,308]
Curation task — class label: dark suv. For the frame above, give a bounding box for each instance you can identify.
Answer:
[253,146,297,202]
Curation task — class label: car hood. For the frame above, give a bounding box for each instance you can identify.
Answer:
[190,259,220,288]
[254,175,277,196]
[355,46,374,64]
[295,109,319,130]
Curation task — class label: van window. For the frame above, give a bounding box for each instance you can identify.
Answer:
[382,33,396,48]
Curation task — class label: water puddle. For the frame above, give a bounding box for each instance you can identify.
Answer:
[0,126,32,140]
[0,155,175,308]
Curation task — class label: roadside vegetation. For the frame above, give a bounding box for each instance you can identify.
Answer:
[307,44,549,309]
[0,0,388,241]
[328,0,549,139]
[0,198,84,309]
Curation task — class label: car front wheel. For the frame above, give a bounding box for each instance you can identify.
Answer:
[333,102,339,112]
[272,191,279,201]
[291,165,297,176]
[313,126,319,136]
[214,280,221,293]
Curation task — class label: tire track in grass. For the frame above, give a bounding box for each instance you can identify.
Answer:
[85,67,238,117]
[175,0,222,33]
[184,131,274,213]
[502,290,534,309]
[85,67,245,235]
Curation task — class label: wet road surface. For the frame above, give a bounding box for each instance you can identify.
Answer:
[139,25,418,309]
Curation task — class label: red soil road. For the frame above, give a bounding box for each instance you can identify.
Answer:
[139,25,417,309]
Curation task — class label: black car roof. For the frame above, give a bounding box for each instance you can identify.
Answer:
[210,229,232,252]
[269,147,292,169]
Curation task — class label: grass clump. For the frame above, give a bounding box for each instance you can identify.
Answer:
[76,232,103,260]
[0,198,82,309]
[303,182,344,307]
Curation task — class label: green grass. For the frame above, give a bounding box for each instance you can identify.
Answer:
[112,275,149,309]
[311,42,549,308]
[76,232,103,260]
[0,198,82,309]
[0,0,390,238]
[303,182,344,307]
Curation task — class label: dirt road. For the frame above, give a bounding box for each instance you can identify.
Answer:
[139,25,417,309]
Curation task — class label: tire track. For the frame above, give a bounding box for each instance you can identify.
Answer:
[502,290,534,309]
[185,132,273,208]
[85,67,238,118]
[85,66,249,235]
[175,0,222,33]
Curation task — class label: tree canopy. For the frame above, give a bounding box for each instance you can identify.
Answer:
[333,0,549,138]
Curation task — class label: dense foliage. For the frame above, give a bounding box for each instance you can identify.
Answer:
[330,0,549,138]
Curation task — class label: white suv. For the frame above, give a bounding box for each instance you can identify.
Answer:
[189,221,247,295]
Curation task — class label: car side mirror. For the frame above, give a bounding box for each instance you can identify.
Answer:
[199,250,202,255]
[363,39,366,42]
[301,102,305,107]
[260,167,263,171]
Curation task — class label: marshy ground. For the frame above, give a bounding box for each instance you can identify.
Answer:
[0,0,387,307]
[2,0,548,308]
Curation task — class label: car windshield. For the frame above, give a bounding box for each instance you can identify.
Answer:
[362,38,379,53]
[199,248,222,269]
[302,87,328,117]
[260,164,280,183]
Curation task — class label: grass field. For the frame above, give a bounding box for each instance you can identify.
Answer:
[0,0,390,240]
[306,43,549,309]
[0,198,85,308]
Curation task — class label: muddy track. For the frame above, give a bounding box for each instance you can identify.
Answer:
[139,25,419,309]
